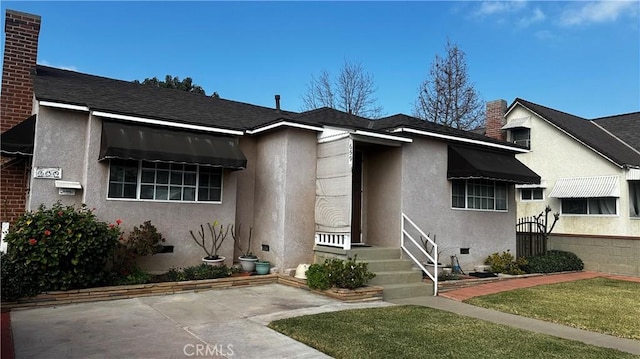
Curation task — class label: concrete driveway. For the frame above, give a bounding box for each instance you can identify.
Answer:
[10,284,391,359]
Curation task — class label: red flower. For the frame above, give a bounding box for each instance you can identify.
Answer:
[28,238,37,246]
[109,224,115,228]
[44,230,52,236]
[116,219,122,225]
[57,211,64,216]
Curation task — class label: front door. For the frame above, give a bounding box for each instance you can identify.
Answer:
[351,150,363,244]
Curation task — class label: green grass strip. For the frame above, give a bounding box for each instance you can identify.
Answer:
[465,278,640,339]
[269,305,636,359]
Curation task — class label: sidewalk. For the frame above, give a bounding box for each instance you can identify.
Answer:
[391,271,640,355]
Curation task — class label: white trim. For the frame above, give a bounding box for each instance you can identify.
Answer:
[391,127,528,153]
[246,121,324,135]
[627,168,640,180]
[92,111,243,136]
[39,101,90,112]
[353,130,413,143]
[318,132,350,144]
[515,180,547,189]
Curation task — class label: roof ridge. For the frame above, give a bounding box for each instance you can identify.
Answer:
[515,98,587,120]
[591,111,640,121]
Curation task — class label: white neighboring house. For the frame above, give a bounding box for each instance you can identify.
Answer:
[487,98,639,275]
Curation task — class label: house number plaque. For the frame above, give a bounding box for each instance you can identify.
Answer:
[34,167,62,179]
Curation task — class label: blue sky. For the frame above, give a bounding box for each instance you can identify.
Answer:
[2,1,638,119]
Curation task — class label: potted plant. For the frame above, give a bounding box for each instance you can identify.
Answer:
[232,224,257,272]
[189,221,230,266]
[255,260,271,275]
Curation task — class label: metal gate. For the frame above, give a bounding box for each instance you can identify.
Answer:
[516,216,546,258]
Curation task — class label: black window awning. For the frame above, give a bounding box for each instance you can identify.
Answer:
[1,115,36,157]
[447,145,540,184]
[99,121,247,170]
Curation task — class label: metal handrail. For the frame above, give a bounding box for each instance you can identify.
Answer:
[401,213,438,296]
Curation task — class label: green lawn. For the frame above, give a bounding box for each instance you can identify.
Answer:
[268,305,635,359]
[465,278,640,339]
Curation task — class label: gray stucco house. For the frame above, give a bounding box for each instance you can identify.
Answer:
[1,10,540,283]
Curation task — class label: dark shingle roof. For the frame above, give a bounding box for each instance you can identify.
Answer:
[374,114,525,149]
[33,65,296,131]
[592,112,640,152]
[510,98,640,167]
[33,65,526,151]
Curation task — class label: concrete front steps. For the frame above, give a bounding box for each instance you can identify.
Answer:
[348,247,434,300]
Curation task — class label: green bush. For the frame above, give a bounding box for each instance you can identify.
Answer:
[111,221,165,278]
[306,256,376,290]
[112,268,153,285]
[485,250,527,275]
[165,264,231,281]
[524,250,584,273]
[1,252,40,301]
[306,263,331,290]
[3,203,120,295]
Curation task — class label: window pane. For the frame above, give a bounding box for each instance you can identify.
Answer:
[184,172,196,186]
[170,171,182,185]
[156,170,169,184]
[589,198,617,215]
[156,186,168,200]
[123,184,137,198]
[108,183,122,198]
[198,188,209,201]
[532,189,543,200]
[110,166,123,181]
[170,187,182,200]
[562,199,587,214]
[140,185,154,199]
[141,169,155,183]
[156,163,170,169]
[183,187,196,201]
[521,189,532,200]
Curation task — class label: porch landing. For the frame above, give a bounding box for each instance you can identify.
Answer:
[314,245,433,300]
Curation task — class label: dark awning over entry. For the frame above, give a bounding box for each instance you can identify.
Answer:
[99,121,247,169]
[447,145,540,184]
[1,115,36,156]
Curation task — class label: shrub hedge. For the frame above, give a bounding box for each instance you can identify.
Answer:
[306,256,375,290]
[524,250,584,273]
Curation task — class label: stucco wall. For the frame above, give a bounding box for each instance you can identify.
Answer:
[365,145,402,247]
[399,138,518,271]
[29,107,87,209]
[30,108,240,272]
[549,234,640,276]
[253,128,317,271]
[510,105,639,236]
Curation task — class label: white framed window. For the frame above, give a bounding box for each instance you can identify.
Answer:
[108,159,223,202]
[561,198,617,215]
[451,179,508,211]
[521,188,544,201]
[510,128,531,149]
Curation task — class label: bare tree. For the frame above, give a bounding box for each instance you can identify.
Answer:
[414,40,484,130]
[301,60,383,118]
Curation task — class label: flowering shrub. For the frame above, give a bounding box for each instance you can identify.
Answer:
[2,203,120,297]
[111,221,166,277]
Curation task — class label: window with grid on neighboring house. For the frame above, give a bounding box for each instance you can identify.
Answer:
[521,188,544,201]
[561,198,617,215]
[452,179,508,211]
[108,159,223,202]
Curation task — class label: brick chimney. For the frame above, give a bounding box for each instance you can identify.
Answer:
[485,99,507,141]
[1,9,41,224]
[1,9,41,133]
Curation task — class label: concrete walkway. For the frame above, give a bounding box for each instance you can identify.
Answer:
[8,284,392,359]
